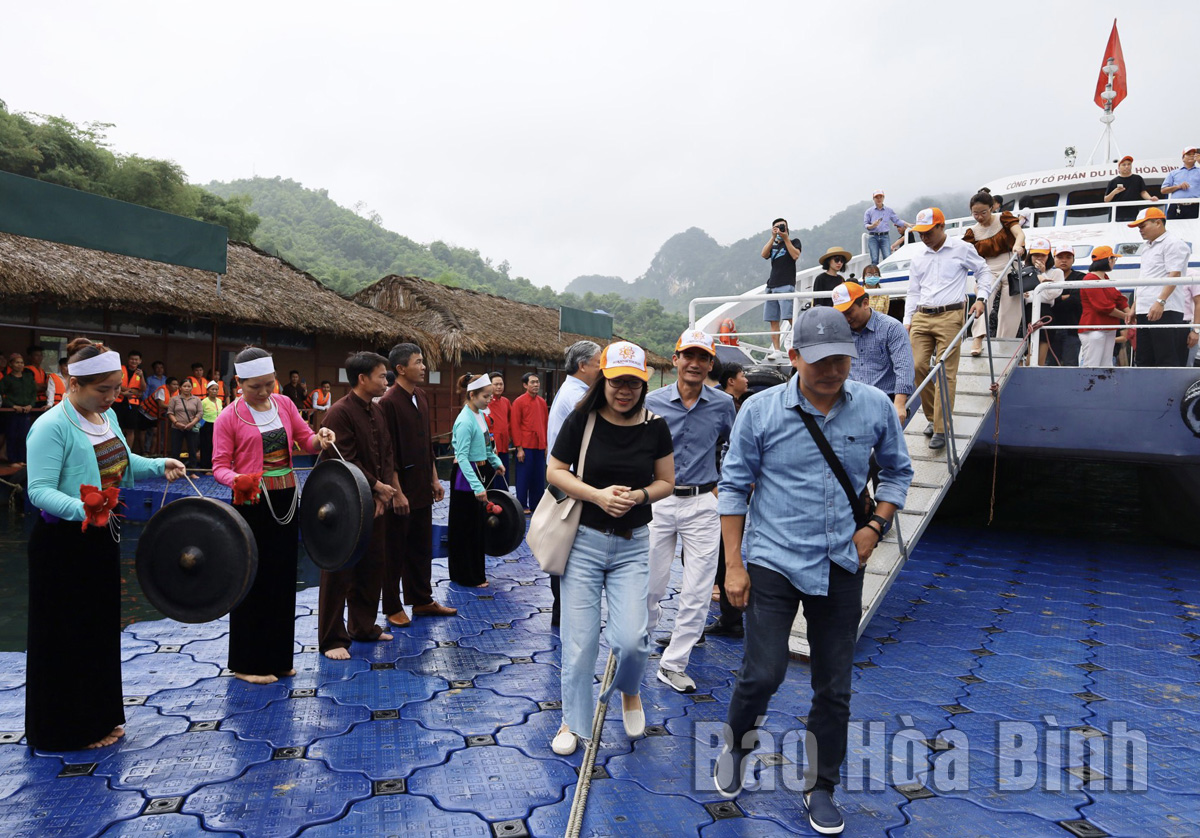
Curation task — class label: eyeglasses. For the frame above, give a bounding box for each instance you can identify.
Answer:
[607,378,645,392]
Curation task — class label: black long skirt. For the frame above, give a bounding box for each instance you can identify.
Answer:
[26,517,125,751]
[447,463,492,587]
[228,488,299,676]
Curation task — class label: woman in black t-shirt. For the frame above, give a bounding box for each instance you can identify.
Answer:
[546,341,675,756]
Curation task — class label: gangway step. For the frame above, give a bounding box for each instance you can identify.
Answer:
[788,339,1022,659]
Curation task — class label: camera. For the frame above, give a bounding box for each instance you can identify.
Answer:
[775,224,786,233]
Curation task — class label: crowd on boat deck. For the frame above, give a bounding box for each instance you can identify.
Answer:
[0,353,334,466]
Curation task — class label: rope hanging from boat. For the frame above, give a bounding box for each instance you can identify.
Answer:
[565,650,617,838]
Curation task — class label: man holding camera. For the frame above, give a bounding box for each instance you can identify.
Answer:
[761,218,802,361]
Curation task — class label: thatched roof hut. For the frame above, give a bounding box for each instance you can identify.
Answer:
[0,233,434,356]
[354,275,671,369]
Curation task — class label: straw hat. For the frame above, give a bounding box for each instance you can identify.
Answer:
[818,247,853,268]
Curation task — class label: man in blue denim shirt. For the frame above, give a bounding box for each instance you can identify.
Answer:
[713,306,912,835]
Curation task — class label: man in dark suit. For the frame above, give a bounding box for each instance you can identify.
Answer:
[380,343,455,626]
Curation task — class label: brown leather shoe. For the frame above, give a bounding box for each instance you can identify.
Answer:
[386,611,411,627]
[411,601,458,617]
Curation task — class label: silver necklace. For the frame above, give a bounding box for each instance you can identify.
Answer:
[64,398,112,437]
[233,395,279,427]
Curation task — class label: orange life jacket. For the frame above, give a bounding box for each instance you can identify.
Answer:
[313,390,331,408]
[142,384,169,420]
[118,366,145,405]
[187,375,209,397]
[48,372,65,405]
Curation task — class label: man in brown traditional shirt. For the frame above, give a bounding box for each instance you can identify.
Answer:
[318,351,402,659]
[380,343,454,627]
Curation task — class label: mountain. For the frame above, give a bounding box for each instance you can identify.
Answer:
[566,192,971,312]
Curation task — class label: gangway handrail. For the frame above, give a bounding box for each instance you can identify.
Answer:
[1028,275,1200,365]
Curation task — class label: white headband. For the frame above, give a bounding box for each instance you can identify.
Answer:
[467,375,491,392]
[235,356,275,379]
[68,351,122,377]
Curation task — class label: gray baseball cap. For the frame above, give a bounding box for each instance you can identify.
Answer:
[792,306,858,363]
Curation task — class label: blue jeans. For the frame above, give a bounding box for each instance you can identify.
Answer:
[725,561,863,793]
[867,233,890,265]
[560,524,652,736]
[515,448,545,511]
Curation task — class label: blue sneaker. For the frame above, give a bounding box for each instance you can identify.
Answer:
[805,789,843,835]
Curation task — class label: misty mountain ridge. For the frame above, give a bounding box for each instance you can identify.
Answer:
[566,193,970,312]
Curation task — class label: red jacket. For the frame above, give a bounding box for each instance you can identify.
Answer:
[509,392,548,450]
[1079,274,1129,333]
[488,395,512,453]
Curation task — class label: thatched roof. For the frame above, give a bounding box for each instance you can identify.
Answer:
[0,233,433,353]
[354,275,671,369]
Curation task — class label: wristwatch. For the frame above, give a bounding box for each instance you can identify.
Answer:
[1155,298,1167,305]
[869,514,892,537]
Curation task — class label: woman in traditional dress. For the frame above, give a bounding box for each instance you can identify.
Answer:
[25,338,186,750]
[963,188,1026,355]
[447,373,505,587]
[212,347,335,685]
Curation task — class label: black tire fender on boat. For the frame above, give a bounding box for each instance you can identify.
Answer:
[1182,379,1200,438]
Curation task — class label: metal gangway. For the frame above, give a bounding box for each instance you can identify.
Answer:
[690,256,1023,658]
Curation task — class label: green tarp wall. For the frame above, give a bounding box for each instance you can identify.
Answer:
[559,306,613,340]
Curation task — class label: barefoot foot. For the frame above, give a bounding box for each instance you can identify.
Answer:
[234,672,279,685]
[275,669,296,678]
[85,726,124,749]
[323,647,351,660]
[378,632,394,642]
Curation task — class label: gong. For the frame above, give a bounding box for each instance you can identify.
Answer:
[483,489,525,557]
[136,497,258,624]
[299,459,374,571]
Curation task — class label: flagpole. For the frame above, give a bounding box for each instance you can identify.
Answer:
[1088,20,1124,164]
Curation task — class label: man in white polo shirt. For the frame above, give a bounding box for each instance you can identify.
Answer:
[903,207,994,451]
[1129,206,1193,367]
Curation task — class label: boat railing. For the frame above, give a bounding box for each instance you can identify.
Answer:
[1028,276,1199,367]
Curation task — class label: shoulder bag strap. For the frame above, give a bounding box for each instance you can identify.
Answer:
[795,406,868,528]
[575,412,597,481]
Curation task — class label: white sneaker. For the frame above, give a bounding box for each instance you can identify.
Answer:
[622,698,645,738]
[551,724,577,755]
[657,667,696,693]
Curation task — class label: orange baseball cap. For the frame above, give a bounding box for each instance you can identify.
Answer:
[1119,155,1133,164]
[1090,245,1120,261]
[1028,237,1052,255]
[831,282,867,312]
[911,207,945,232]
[600,340,650,382]
[1127,206,1166,227]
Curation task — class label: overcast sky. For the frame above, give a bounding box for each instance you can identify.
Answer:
[4,2,1197,289]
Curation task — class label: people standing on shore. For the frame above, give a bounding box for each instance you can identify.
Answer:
[212,346,335,682]
[904,207,995,451]
[282,370,308,412]
[25,338,185,750]
[963,188,1025,355]
[546,340,603,628]
[197,381,223,469]
[114,351,146,454]
[0,353,36,464]
[317,352,399,660]
[511,372,548,513]
[487,372,512,478]
[547,340,674,755]
[167,378,202,466]
[863,190,909,265]
[645,330,735,694]
[380,343,455,628]
[309,381,332,430]
[714,308,912,836]
[761,218,802,361]
[448,373,505,587]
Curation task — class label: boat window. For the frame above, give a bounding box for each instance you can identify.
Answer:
[1067,188,1106,206]
[1064,188,1110,226]
[1033,211,1057,228]
[1019,192,1059,210]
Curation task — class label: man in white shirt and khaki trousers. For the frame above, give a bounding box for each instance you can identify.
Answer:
[903,207,995,450]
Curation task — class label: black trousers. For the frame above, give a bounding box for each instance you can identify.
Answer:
[1135,312,1188,367]
[726,562,863,793]
[383,505,434,612]
[170,427,199,464]
[26,518,125,750]
[448,463,493,586]
[712,538,742,626]
[318,515,387,652]
[229,488,299,675]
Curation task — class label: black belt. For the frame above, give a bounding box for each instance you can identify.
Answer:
[868,232,890,236]
[917,302,965,315]
[673,482,717,497]
[583,523,634,540]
